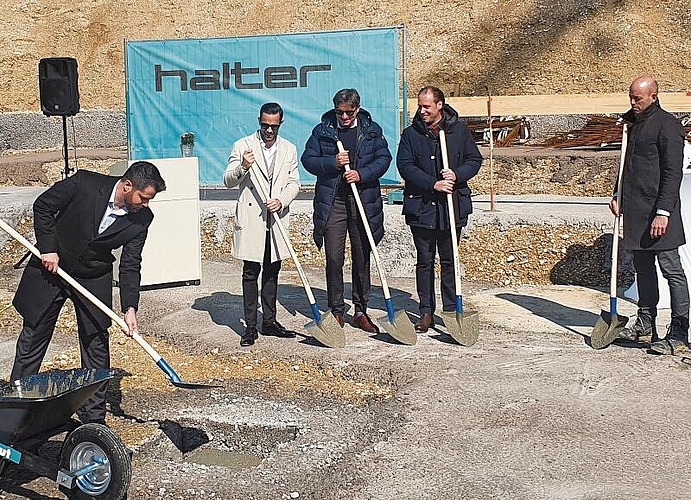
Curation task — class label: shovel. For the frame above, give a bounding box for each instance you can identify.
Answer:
[0,217,219,389]
[242,148,345,348]
[336,141,417,345]
[591,123,629,349]
[438,130,480,346]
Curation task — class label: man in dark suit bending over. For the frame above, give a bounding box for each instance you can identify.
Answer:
[9,161,166,424]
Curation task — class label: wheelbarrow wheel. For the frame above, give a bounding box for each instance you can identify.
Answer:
[59,423,131,500]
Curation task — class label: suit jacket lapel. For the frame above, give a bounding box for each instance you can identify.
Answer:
[94,177,135,239]
[93,177,119,237]
[271,138,288,184]
[98,212,133,238]
[248,133,271,186]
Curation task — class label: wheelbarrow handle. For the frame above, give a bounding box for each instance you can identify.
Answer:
[0,217,176,379]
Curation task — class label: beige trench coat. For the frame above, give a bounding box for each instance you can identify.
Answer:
[223,132,300,263]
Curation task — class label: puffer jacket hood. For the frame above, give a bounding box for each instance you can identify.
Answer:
[317,108,378,139]
[411,104,460,136]
[301,108,392,249]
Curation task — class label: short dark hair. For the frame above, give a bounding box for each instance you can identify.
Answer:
[332,89,360,108]
[418,86,445,105]
[259,102,283,121]
[122,161,166,193]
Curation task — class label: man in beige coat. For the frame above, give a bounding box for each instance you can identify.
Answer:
[223,102,300,346]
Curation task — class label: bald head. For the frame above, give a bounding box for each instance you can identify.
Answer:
[629,75,658,114]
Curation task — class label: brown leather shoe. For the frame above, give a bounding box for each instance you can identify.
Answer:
[352,313,379,333]
[333,313,345,328]
[415,313,435,333]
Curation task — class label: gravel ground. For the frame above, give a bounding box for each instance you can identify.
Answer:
[2,260,690,499]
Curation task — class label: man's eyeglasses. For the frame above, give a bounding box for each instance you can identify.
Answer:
[334,108,357,118]
[260,123,281,130]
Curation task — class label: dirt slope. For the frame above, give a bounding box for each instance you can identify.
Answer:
[1,0,689,112]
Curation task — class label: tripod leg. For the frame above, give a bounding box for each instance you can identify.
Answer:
[14,250,31,269]
[62,115,72,178]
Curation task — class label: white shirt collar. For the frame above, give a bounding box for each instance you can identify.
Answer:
[257,131,278,152]
[109,181,129,215]
[337,118,358,130]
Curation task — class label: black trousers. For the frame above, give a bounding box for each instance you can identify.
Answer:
[633,248,690,325]
[323,195,371,316]
[411,226,460,315]
[11,289,110,424]
[242,232,282,329]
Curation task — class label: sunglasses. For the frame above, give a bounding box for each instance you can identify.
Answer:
[334,108,357,118]
[260,122,281,130]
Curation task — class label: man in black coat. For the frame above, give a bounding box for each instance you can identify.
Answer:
[611,76,689,354]
[397,86,483,333]
[10,161,166,423]
[302,88,392,333]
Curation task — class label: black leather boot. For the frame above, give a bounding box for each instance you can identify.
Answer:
[619,315,658,342]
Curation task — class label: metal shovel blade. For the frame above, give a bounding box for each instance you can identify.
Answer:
[305,311,346,348]
[155,358,223,389]
[171,380,223,390]
[590,310,629,349]
[379,309,417,345]
[441,310,480,346]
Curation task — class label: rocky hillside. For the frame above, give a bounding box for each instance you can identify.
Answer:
[1,0,689,112]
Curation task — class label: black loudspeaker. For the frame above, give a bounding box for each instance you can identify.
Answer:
[38,57,80,116]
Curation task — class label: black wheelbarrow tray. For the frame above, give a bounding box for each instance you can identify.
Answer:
[0,368,130,500]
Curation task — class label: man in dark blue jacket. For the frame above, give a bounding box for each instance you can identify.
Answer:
[397,86,483,333]
[302,88,392,333]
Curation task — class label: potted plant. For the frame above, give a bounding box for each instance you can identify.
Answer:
[180,132,195,157]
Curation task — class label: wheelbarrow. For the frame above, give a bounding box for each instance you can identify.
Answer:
[0,368,130,499]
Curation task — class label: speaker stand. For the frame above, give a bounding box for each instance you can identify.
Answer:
[61,115,73,178]
[13,250,31,269]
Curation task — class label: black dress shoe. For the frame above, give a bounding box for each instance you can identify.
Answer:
[240,327,259,346]
[415,313,435,333]
[262,321,296,338]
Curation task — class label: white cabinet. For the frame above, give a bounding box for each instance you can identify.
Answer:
[111,157,201,288]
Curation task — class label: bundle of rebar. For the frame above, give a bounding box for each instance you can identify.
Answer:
[545,116,623,149]
[546,116,691,149]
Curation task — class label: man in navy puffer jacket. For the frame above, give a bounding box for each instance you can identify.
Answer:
[301,88,392,333]
[397,86,483,334]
